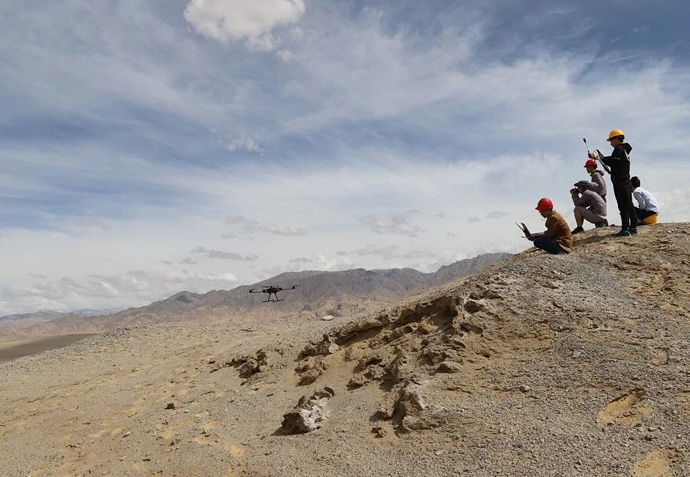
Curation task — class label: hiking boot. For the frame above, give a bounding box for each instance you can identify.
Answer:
[595,220,608,228]
[571,226,584,234]
[629,227,638,235]
[614,229,631,237]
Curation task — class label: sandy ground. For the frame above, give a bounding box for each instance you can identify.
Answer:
[2,224,690,476]
[0,335,94,363]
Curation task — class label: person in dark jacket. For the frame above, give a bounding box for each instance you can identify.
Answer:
[589,128,637,236]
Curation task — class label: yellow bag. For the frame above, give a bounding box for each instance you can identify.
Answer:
[641,214,658,225]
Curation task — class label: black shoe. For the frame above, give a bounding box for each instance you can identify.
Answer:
[571,227,584,234]
[614,229,631,237]
[629,227,638,234]
[595,220,608,228]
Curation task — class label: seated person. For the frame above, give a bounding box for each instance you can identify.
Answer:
[570,180,608,234]
[631,176,659,224]
[526,198,572,254]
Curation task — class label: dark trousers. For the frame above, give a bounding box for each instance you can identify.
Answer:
[534,237,566,254]
[612,181,638,230]
[635,208,656,221]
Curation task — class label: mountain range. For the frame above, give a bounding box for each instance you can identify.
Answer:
[0,252,511,338]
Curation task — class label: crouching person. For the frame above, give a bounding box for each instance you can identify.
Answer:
[631,176,660,225]
[527,198,573,254]
[570,180,608,234]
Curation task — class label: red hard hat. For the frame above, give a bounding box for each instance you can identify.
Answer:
[535,197,553,211]
[584,159,597,168]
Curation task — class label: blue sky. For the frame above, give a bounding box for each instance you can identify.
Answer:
[2,0,690,315]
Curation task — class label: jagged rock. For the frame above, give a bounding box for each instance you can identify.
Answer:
[227,349,268,378]
[463,299,485,314]
[436,360,463,373]
[385,348,410,382]
[459,321,484,334]
[296,357,327,386]
[347,374,367,389]
[280,388,335,434]
[299,334,337,359]
[392,381,428,430]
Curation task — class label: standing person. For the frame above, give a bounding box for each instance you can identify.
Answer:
[584,158,607,201]
[525,198,573,254]
[570,181,608,234]
[589,128,637,236]
[631,176,660,225]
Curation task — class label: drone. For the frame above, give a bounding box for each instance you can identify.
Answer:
[248,285,298,302]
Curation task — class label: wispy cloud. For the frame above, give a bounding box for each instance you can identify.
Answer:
[360,210,423,237]
[227,135,264,153]
[223,215,308,239]
[486,211,510,219]
[192,246,259,261]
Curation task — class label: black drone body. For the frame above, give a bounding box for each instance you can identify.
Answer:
[248,285,297,302]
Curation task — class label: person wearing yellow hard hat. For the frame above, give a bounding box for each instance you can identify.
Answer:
[524,198,572,254]
[588,128,638,236]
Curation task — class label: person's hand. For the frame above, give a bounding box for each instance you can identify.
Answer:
[588,152,596,159]
[570,187,578,195]
[526,232,533,241]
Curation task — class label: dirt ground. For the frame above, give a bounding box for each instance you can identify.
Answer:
[1,223,690,476]
[0,335,94,363]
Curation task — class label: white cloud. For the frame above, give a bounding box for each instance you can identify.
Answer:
[192,246,259,261]
[227,135,264,153]
[184,0,306,42]
[276,49,293,62]
[224,215,308,238]
[360,210,424,237]
[245,33,280,52]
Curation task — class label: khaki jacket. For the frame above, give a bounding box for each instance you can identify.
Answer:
[542,211,573,252]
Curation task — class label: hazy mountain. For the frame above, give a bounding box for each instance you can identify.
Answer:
[0,308,121,331]
[0,310,65,329]
[1,253,511,338]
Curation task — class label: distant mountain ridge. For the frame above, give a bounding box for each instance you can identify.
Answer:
[0,253,511,338]
[0,309,120,329]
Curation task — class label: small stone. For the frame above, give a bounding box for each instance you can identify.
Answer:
[519,385,531,392]
[122,431,131,438]
[165,403,175,410]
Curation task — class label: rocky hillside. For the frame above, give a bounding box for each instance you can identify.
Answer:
[1,225,689,476]
[0,253,510,338]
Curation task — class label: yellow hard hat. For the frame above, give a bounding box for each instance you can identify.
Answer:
[607,128,625,141]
